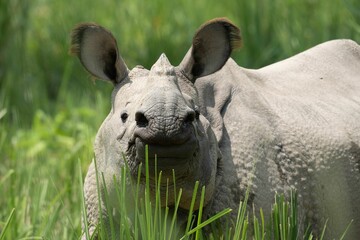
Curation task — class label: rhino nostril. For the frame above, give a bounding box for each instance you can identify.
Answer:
[184,110,196,124]
[135,111,149,127]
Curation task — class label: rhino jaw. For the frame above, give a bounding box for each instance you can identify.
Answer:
[134,136,198,179]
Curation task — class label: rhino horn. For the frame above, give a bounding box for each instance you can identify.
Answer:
[149,53,176,77]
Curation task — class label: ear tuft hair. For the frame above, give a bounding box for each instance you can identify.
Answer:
[221,18,242,50]
[70,23,99,56]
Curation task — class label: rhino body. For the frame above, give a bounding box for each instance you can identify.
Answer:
[71,19,360,239]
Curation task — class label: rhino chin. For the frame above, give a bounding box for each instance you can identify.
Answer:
[133,137,198,178]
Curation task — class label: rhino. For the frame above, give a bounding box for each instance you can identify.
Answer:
[71,18,360,239]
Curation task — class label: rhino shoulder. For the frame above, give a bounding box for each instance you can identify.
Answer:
[194,60,238,142]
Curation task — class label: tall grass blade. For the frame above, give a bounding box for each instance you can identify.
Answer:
[100,173,116,240]
[94,160,105,239]
[0,208,15,240]
[162,178,170,240]
[195,186,206,240]
[318,219,328,240]
[233,187,250,240]
[0,169,14,186]
[260,208,265,240]
[144,144,152,240]
[169,187,182,239]
[78,160,90,240]
[134,162,143,240]
[253,206,261,240]
[290,190,298,240]
[154,157,160,240]
[339,220,353,240]
[185,181,200,233]
[114,166,132,239]
[272,195,280,240]
[241,217,249,240]
[183,208,232,238]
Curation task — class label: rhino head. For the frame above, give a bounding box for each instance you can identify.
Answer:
[71,18,241,211]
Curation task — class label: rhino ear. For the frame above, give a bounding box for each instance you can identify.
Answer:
[178,18,241,82]
[70,23,128,84]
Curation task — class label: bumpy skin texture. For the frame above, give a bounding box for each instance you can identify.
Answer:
[72,19,360,239]
[196,39,360,239]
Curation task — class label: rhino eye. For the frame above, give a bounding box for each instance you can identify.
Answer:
[120,112,128,122]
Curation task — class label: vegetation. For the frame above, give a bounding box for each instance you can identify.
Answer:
[0,0,359,239]
[80,158,331,240]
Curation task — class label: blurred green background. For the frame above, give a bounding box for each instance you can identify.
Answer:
[0,0,359,238]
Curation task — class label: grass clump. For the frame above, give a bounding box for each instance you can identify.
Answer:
[82,149,233,240]
[78,147,349,240]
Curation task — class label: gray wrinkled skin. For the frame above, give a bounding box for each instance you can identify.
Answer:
[196,40,360,239]
[71,19,360,239]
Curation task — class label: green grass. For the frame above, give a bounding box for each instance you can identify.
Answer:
[77,150,318,240]
[0,0,359,239]
[76,151,350,240]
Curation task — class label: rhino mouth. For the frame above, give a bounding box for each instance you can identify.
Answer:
[126,136,198,180]
[125,133,213,210]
